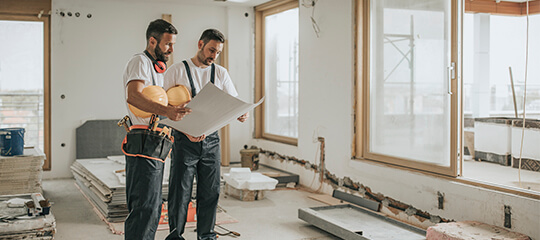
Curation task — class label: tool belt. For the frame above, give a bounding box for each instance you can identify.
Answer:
[122,125,174,162]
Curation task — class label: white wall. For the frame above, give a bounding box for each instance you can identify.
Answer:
[225,6,256,161]
[45,0,253,178]
[252,0,540,239]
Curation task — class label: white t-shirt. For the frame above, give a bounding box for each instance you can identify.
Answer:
[122,53,164,125]
[163,58,238,97]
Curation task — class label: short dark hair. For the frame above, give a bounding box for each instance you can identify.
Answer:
[146,19,178,43]
[199,29,225,45]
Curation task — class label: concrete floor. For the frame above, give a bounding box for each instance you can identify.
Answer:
[42,178,339,240]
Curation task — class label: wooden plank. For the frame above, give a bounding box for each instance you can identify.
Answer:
[309,194,345,206]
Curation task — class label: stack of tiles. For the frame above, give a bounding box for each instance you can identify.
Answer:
[71,157,169,223]
[0,147,45,195]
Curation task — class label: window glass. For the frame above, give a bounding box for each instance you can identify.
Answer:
[263,8,299,138]
[369,0,452,166]
[0,20,44,151]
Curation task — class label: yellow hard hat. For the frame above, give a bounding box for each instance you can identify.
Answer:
[167,85,191,106]
[128,85,168,118]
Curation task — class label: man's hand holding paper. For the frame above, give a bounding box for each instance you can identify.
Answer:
[162,83,264,137]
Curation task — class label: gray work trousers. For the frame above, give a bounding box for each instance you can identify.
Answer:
[125,155,165,240]
[166,130,221,240]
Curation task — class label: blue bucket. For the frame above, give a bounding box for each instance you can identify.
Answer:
[0,128,25,156]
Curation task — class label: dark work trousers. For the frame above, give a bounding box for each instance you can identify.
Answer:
[166,130,221,240]
[125,155,165,240]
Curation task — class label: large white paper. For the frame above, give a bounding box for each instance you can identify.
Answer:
[162,83,264,137]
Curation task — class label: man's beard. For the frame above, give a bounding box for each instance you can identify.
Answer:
[197,51,213,66]
[154,45,168,62]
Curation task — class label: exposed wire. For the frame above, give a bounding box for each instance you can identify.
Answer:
[517,0,530,189]
[303,0,321,38]
[311,7,321,38]
[308,137,321,189]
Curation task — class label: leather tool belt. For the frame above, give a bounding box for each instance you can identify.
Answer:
[122,125,174,162]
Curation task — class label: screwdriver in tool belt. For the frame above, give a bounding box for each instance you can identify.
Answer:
[148,114,156,131]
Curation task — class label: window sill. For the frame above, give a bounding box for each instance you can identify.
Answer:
[351,157,540,200]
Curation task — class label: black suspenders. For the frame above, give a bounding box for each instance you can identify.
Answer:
[143,51,157,86]
[182,60,215,98]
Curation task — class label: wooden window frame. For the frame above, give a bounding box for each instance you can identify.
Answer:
[254,0,299,146]
[217,41,231,166]
[354,0,540,200]
[354,0,459,177]
[0,0,51,170]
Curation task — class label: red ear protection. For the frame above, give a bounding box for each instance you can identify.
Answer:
[144,50,167,73]
[153,61,166,73]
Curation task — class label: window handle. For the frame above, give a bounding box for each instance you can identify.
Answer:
[447,62,455,95]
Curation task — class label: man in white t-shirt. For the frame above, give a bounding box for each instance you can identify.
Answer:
[163,29,248,240]
[122,19,190,240]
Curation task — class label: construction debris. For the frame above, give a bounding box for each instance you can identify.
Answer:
[0,194,55,239]
[70,157,169,222]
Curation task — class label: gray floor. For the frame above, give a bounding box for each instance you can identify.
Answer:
[42,178,339,240]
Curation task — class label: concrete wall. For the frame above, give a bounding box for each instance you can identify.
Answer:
[44,0,540,239]
[252,0,540,239]
[45,0,253,178]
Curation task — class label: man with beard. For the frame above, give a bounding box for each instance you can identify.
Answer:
[163,29,248,240]
[122,19,190,240]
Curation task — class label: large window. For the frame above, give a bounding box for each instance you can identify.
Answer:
[461,9,540,193]
[255,0,299,145]
[0,1,51,170]
[357,0,540,196]
[357,0,459,176]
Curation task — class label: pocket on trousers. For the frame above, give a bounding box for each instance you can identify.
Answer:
[122,130,173,162]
